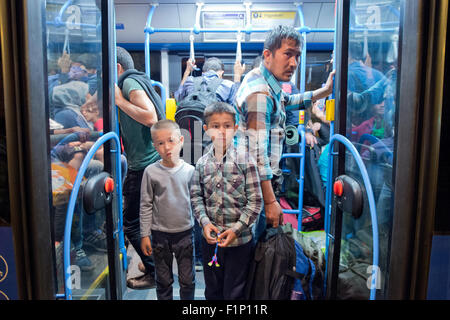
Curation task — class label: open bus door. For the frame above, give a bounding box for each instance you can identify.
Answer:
[326,0,448,300]
[0,0,125,300]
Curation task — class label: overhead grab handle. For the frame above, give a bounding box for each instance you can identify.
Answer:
[194,2,204,34]
[236,31,242,63]
[63,28,70,54]
[189,31,200,71]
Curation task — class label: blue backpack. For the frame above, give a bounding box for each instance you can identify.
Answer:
[291,227,325,300]
[291,240,317,300]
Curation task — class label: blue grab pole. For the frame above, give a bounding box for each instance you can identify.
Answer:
[63,132,122,300]
[143,27,335,34]
[145,5,167,111]
[297,5,307,94]
[297,125,306,231]
[145,5,156,78]
[280,125,305,231]
[113,7,128,274]
[323,134,380,300]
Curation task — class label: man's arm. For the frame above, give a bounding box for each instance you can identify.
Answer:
[139,168,154,239]
[233,60,246,83]
[114,84,158,127]
[180,59,195,86]
[246,93,283,227]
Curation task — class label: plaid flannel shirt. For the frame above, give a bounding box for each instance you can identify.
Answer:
[234,63,313,181]
[190,144,263,247]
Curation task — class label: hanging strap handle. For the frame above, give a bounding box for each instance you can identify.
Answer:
[236,31,242,63]
[63,28,70,54]
[189,32,200,71]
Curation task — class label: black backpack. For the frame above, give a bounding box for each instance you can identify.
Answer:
[245,227,304,300]
[117,69,165,121]
[175,76,222,165]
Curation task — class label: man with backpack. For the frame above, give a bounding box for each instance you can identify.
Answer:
[174,57,245,165]
[114,46,164,289]
[175,57,244,105]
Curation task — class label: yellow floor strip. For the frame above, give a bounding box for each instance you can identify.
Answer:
[80,253,123,300]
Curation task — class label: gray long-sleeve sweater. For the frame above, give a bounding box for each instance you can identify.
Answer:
[140,160,195,237]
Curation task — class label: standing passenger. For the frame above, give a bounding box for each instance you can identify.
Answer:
[175,57,245,272]
[114,46,159,289]
[140,120,196,300]
[234,25,335,240]
[190,102,263,300]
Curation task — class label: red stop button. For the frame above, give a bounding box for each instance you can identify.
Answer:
[333,180,344,197]
[104,177,115,193]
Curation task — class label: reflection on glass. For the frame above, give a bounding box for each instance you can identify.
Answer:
[338,0,400,299]
[45,0,107,299]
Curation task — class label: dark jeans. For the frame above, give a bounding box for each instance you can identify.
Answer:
[151,229,195,300]
[123,169,155,277]
[201,237,253,300]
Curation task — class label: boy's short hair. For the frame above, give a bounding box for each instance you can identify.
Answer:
[150,119,182,138]
[203,102,237,126]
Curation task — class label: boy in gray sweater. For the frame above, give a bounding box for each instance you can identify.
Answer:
[140,120,195,300]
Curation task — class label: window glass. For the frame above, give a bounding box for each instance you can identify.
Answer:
[339,0,400,299]
[45,0,108,299]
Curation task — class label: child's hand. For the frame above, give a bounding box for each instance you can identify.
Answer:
[141,236,152,256]
[217,229,237,248]
[203,223,220,245]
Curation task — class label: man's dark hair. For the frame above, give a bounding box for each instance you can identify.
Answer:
[264,25,302,53]
[116,46,135,71]
[202,57,224,73]
[204,101,236,125]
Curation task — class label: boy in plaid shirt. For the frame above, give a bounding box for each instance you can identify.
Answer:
[190,101,263,300]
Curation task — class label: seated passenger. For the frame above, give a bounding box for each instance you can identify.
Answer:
[351,100,386,142]
[50,118,106,272]
[49,51,98,98]
[51,80,92,130]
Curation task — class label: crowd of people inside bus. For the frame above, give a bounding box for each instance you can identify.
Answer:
[46,22,397,300]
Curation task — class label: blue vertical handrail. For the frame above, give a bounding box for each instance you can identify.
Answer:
[63,132,122,300]
[297,5,307,94]
[280,125,306,231]
[278,5,308,231]
[145,5,166,111]
[323,134,379,300]
[113,8,128,274]
[145,5,156,78]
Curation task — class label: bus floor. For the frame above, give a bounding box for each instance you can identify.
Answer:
[123,242,206,300]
